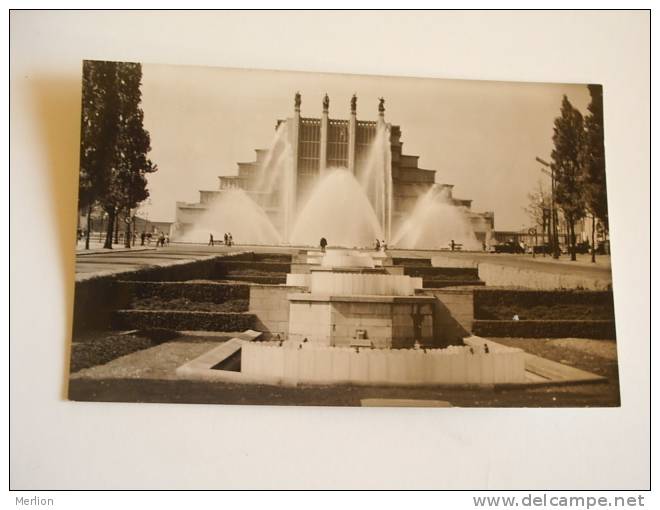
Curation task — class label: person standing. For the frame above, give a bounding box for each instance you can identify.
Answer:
[320,237,328,253]
[209,233,214,246]
[224,233,228,245]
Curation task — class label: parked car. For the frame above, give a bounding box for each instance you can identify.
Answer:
[492,241,525,254]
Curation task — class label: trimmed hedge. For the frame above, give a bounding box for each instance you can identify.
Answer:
[112,310,256,331]
[130,297,249,312]
[473,319,616,339]
[403,266,480,279]
[119,281,249,303]
[474,288,615,320]
[423,279,485,289]
[215,260,291,275]
[228,253,292,263]
[219,275,287,284]
[392,257,432,267]
[70,334,154,372]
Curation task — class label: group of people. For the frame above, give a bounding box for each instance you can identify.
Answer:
[208,232,234,247]
[141,231,168,247]
[318,237,389,253]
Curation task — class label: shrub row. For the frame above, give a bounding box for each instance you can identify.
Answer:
[215,260,291,275]
[219,275,287,284]
[474,288,615,308]
[112,310,256,331]
[472,319,616,339]
[403,266,480,279]
[228,253,292,263]
[70,334,154,373]
[392,257,432,267]
[423,279,485,289]
[130,297,249,312]
[119,281,249,303]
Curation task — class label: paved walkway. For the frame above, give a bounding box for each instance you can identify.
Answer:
[74,243,301,281]
[76,243,613,284]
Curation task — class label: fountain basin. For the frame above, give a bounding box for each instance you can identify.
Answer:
[240,338,526,386]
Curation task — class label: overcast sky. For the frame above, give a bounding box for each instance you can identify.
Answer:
[139,63,592,231]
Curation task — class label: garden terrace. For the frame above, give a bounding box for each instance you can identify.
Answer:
[401,265,482,288]
[472,288,616,339]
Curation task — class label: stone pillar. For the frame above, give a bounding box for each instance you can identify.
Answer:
[285,92,301,241]
[348,95,357,174]
[320,93,329,175]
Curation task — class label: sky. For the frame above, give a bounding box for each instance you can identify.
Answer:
[139,63,591,231]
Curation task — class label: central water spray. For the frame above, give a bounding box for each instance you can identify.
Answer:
[358,123,393,242]
[290,168,383,248]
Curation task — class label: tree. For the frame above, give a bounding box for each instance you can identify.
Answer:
[582,84,608,262]
[78,61,121,249]
[551,95,585,261]
[524,181,553,250]
[114,63,157,247]
[80,61,157,249]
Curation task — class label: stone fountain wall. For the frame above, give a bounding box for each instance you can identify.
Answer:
[287,295,434,348]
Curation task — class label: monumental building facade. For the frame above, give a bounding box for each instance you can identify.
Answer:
[173,93,494,244]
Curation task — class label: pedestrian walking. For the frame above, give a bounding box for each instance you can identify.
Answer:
[209,233,214,246]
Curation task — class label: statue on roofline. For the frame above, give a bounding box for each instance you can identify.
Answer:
[294,91,301,110]
[378,97,385,113]
[323,93,329,111]
[351,94,357,114]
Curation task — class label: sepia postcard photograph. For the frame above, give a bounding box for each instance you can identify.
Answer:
[68,61,618,408]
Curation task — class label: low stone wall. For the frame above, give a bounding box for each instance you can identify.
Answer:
[287,295,434,349]
[431,255,478,268]
[241,340,526,385]
[420,288,474,346]
[248,284,307,339]
[478,262,612,290]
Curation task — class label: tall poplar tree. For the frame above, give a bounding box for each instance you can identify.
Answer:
[551,95,586,261]
[582,84,608,262]
[78,60,120,249]
[78,60,156,249]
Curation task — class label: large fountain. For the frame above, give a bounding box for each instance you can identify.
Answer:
[172,94,482,249]
[177,248,526,387]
